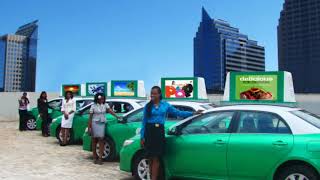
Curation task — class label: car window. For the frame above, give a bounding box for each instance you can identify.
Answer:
[181,111,234,135]
[81,106,91,115]
[167,105,195,121]
[126,109,144,123]
[108,102,134,113]
[237,111,291,134]
[48,99,62,109]
[137,101,147,106]
[76,100,93,110]
[291,110,320,129]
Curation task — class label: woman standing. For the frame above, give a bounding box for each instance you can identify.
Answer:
[18,92,30,131]
[60,91,76,146]
[38,91,50,137]
[88,93,119,165]
[140,86,202,180]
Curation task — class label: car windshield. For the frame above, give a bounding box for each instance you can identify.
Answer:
[200,103,216,110]
[137,101,147,106]
[291,110,320,129]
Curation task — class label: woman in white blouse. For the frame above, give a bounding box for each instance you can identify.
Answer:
[60,91,76,146]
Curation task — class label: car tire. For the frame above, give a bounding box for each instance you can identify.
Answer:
[96,137,116,161]
[57,127,72,145]
[26,118,37,130]
[133,152,165,180]
[276,164,318,180]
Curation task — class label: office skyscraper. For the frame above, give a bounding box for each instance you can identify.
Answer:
[0,20,38,92]
[278,0,320,93]
[194,8,265,93]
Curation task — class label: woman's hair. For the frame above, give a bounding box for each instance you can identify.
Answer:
[94,93,106,104]
[145,86,162,118]
[64,91,74,99]
[39,91,47,100]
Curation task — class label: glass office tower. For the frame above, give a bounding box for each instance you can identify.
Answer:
[194,8,265,93]
[0,20,38,92]
[278,0,320,93]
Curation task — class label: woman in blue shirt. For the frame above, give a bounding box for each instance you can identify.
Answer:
[141,86,202,180]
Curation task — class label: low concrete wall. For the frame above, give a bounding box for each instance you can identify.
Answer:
[208,94,320,115]
[0,92,60,121]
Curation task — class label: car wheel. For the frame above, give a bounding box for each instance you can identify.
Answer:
[96,137,115,161]
[57,127,71,145]
[276,164,318,180]
[133,152,165,180]
[133,153,150,180]
[26,118,36,130]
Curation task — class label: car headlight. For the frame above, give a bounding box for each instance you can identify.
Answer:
[123,139,134,147]
[52,118,57,123]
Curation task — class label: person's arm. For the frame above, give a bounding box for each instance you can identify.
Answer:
[26,98,30,104]
[140,107,147,140]
[18,99,22,106]
[167,103,194,119]
[88,105,94,135]
[61,100,65,113]
[104,103,118,119]
[37,99,43,116]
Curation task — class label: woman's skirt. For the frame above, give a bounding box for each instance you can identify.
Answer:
[145,123,165,158]
[92,121,105,138]
[61,114,74,128]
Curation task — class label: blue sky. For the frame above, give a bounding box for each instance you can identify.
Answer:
[0,0,284,92]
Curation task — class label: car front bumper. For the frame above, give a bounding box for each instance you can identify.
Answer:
[120,140,141,173]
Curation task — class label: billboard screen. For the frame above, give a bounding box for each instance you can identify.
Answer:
[112,81,136,97]
[234,74,278,101]
[62,85,81,96]
[86,83,107,96]
[164,79,194,99]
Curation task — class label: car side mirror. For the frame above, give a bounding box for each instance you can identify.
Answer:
[118,117,127,124]
[168,127,181,136]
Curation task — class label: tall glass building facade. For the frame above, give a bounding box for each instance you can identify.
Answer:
[0,20,38,92]
[278,0,320,93]
[0,39,6,91]
[194,8,265,93]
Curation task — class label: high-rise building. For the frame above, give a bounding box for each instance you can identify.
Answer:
[194,8,265,93]
[0,20,38,92]
[278,0,320,93]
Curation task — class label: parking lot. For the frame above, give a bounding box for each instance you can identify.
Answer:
[0,121,133,180]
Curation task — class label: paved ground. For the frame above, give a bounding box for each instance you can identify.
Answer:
[0,121,134,180]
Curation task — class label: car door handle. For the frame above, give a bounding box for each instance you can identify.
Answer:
[214,139,226,145]
[272,141,288,146]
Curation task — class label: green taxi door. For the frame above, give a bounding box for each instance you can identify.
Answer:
[227,111,294,180]
[107,109,144,154]
[165,111,236,179]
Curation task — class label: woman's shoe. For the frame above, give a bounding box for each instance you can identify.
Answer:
[93,159,98,164]
[97,159,103,165]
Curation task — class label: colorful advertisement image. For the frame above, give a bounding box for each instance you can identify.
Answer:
[165,79,194,98]
[235,75,278,101]
[63,85,81,96]
[114,81,135,97]
[87,83,106,96]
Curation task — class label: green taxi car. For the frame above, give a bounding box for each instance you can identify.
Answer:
[50,99,145,145]
[36,97,93,131]
[25,98,63,130]
[120,105,320,180]
[82,101,214,161]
